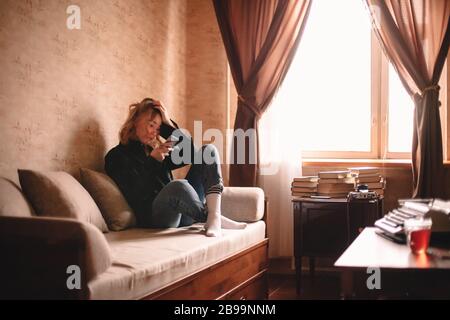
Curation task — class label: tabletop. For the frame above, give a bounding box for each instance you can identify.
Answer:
[334,227,450,269]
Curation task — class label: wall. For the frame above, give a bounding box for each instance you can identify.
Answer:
[0,0,188,183]
[185,0,230,184]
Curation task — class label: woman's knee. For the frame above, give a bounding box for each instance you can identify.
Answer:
[152,180,199,223]
[164,179,192,194]
[154,179,206,223]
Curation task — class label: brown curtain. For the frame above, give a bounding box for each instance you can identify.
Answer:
[213,0,311,187]
[365,0,450,198]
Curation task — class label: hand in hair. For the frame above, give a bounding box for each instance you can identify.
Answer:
[151,100,172,126]
[149,141,174,162]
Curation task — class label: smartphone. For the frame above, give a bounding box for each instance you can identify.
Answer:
[166,135,179,145]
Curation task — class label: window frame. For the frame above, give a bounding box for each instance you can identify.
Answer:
[301,31,416,160]
[302,32,382,159]
[227,11,448,163]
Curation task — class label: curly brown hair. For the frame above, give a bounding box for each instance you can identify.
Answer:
[119,98,162,145]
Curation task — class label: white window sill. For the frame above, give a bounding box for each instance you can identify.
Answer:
[302,158,412,168]
[303,159,450,168]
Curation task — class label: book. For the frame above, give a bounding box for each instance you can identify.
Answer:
[318,189,354,195]
[293,176,319,182]
[292,181,319,188]
[319,177,355,184]
[318,170,351,179]
[291,187,318,193]
[356,172,381,178]
[348,167,379,175]
[356,175,382,183]
[318,183,355,193]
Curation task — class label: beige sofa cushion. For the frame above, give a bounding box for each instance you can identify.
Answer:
[0,178,35,217]
[18,169,108,233]
[221,187,265,222]
[80,168,136,231]
[88,221,266,299]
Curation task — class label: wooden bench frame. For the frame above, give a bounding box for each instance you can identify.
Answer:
[145,198,270,300]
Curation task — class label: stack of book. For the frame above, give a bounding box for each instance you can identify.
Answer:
[317,170,355,198]
[349,167,386,196]
[291,176,319,197]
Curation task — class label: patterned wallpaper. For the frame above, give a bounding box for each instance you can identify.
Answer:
[0,0,190,183]
[184,0,230,183]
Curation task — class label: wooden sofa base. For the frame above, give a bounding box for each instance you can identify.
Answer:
[143,239,269,300]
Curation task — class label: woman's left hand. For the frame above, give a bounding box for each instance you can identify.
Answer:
[152,100,172,126]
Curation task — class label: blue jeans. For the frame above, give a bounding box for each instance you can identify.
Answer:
[150,144,223,228]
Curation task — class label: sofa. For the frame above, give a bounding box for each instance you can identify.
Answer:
[0,169,268,300]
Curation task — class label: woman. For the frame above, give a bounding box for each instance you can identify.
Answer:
[105,98,246,237]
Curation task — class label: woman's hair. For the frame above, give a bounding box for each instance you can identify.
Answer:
[119,98,162,145]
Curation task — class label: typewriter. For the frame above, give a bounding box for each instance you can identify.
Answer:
[374,199,450,245]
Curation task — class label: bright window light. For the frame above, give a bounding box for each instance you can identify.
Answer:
[270,0,372,152]
[388,63,413,153]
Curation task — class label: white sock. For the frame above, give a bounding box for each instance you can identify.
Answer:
[221,215,247,229]
[205,193,221,237]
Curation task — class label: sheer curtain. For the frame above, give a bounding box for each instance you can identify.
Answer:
[258,0,371,258]
[365,0,450,197]
[213,0,311,187]
[259,92,302,258]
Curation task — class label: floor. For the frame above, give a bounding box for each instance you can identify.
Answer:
[267,258,342,300]
[268,273,341,300]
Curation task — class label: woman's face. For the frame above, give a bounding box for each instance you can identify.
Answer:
[134,111,162,145]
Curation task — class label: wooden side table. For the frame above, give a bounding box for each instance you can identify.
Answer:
[335,228,450,299]
[293,197,383,294]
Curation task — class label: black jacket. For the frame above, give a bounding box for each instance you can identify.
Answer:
[104,120,193,227]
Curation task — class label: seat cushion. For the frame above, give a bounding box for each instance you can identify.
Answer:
[0,177,35,217]
[88,221,266,299]
[221,187,265,222]
[80,168,136,231]
[18,169,108,233]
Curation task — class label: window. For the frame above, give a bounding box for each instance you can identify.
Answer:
[269,0,414,159]
[386,63,414,155]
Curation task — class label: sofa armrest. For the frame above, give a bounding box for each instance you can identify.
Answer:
[0,216,112,299]
[221,187,265,222]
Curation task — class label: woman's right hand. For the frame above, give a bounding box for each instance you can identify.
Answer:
[149,142,174,162]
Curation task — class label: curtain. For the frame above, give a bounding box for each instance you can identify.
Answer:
[259,95,302,258]
[365,0,450,198]
[213,0,311,187]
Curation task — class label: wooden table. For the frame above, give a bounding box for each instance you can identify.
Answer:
[334,227,450,299]
[293,197,382,294]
